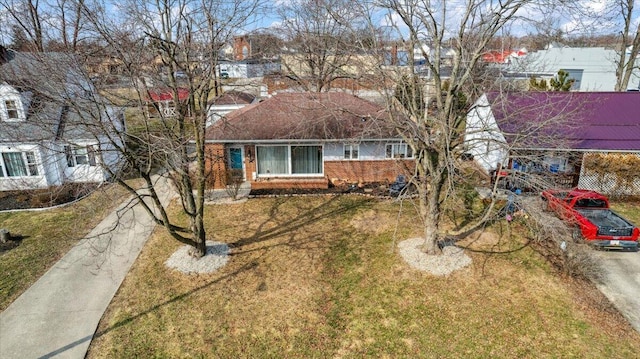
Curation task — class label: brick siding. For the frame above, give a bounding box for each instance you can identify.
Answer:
[205,144,415,190]
[324,160,413,186]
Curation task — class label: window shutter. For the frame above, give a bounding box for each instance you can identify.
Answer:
[65,146,74,167]
[87,146,96,166]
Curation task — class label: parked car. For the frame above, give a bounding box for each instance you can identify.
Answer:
[541,188,639,251]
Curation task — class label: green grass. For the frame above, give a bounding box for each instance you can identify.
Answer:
[0,183,134,310]
[610,199,640,226]
[88,195,640,358]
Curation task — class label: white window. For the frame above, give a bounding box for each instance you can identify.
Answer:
[256,145,322,176]
[0,151,39,177]
[386,143,413,159]
[1,98,24,121]
[5,100,19,120]
[65,145,97,167]
[344,144,359,160]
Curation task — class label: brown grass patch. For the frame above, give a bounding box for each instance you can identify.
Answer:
[0,182,138,310]
[88,196,640,358]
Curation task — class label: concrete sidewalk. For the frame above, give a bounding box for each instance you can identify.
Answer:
[0,175,176,359]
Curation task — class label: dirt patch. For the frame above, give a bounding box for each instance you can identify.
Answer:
[0,183,99,211]
[398,237,472,276]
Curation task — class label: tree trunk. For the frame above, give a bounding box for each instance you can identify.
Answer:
[421,177,443,254]
[189,214,207,258]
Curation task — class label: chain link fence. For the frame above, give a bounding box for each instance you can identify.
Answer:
[578,152,640,196]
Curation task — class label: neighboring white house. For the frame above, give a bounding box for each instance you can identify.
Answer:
[508,47,640,91]
[206,91,257,127]
[466,91,640,194]
[0,47,124,191]
[216,59,281,79]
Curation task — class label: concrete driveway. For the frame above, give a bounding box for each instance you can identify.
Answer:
[592,250,640,332]
[519,195,640,333]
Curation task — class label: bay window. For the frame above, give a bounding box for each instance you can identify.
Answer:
[257,145,322,176]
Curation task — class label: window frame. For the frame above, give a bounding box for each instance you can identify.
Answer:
[385,143,414,159]
[65,145,97,168]
[5,100,19,120]
[0,151,39,177]
[256,144,323,177]
[1,97,24,122]
[343,144,360,160]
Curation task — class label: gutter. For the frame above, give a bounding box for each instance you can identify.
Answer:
[204,138,404,144]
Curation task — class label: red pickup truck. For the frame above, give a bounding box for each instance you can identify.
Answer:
[541,188,639,251]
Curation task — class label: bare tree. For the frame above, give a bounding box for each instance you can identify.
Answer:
[0,0,47,51]
[0,0,93,51]
[559,0,640,91]
[370,0,551,254]
[613,0,640,91]
[71,0,264,257]
[276,0,365,92]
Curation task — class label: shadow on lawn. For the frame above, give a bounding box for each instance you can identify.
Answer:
[74,196,372,357]
[41,261,258,358]
[227,195,371,255]
[73,261,258,355]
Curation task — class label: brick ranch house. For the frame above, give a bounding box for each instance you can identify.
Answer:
[204,92,414,190]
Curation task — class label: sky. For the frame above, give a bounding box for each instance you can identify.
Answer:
[1,0,639,47]
[250,0,640,39]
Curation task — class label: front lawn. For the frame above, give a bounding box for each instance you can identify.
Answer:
[0,183,134,310]
[88,195,640,358]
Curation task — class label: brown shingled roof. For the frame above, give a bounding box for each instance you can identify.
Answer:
[209,90,256,106]
[205,92,397,141]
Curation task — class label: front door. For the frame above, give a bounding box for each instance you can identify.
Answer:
[228,147,244,180]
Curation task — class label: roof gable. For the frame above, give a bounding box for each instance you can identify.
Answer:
[0,49,111,143]
[485,92,640,151]
[205,92,397,141]
[209,91,256,106]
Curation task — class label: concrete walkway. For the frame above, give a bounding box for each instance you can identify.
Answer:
[0,175,177,359]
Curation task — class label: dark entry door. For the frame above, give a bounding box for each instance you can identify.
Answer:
[228,147,244,179]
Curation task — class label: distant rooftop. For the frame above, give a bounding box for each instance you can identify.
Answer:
[485,91,640,151]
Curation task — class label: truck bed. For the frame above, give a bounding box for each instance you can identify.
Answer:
[576,209,635,237]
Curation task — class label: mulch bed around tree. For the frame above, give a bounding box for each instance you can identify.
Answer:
[0,183,100,211]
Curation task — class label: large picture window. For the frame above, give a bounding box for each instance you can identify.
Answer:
[291,146,322,174]
[0,151,38,177]
[257,146,288,175]
[386,143,413,159]
[257,145,322,176]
